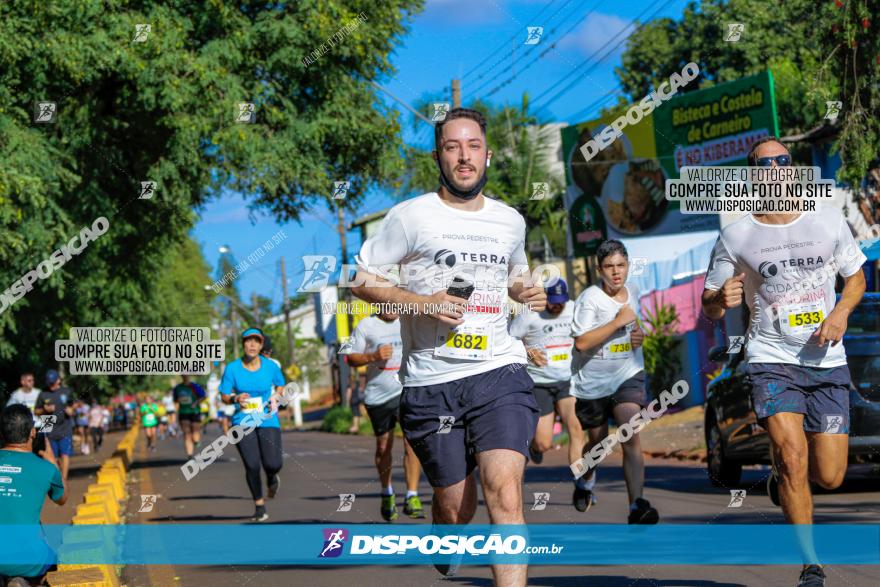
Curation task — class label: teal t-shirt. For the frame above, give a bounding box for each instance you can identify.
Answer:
[172,384,200,415]
[0,449,64,577]
[219,358,285,428]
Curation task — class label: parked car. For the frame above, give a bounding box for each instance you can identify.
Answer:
[704,293,880,488]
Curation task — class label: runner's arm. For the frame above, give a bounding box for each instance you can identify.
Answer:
[342,320,377,367]
[507,228,546,311]
[702,237,739,321]
[818,270,866,346]
[346,351,381,367]
[573,316,630,352]
[49,468,67,506]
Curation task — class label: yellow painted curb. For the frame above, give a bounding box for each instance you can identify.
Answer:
[95,472,123,501]
[76,502,119,524]
[49,565,120,587]
[58,565,121,587]
[71,514,110,525]
[86,483,119,504]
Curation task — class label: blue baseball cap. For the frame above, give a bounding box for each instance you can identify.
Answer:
[546,279,568,304]
[241,328,265,342]
[45,369,60,386]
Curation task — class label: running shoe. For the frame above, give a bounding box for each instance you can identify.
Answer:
[403,495,426,518]
[572,486,594,512]
[628,497,659,524]
[252,505,269,523]
[797,565,825,586]
[433,559,461,577]
[768,469,781,506]
[380,494,398,521]
[6,577,29,587]
[268,475,281,499]
[528,444,544,465]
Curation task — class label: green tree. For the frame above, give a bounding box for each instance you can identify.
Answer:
[613,0,879,187]
[0,0,424,396]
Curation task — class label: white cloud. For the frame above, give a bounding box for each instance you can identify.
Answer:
[557,13,636,59]
[422,0,508,25]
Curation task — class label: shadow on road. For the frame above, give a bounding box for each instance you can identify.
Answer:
[447,576,746,586]
[168,494,251,501]
[132,458,189,470]
[67,464,100,480]
[147,514,254,522]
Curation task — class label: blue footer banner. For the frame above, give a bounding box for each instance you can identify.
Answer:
[1,525,879,565]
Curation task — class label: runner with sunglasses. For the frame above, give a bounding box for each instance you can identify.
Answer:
[702,137,866,587]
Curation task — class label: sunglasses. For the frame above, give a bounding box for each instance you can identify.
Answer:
[755,154,792,167]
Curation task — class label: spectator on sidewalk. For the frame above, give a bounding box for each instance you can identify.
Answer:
[5,373,42,412]
[34,370,76,481]
[88,400,105,451]
[0,404,67,586]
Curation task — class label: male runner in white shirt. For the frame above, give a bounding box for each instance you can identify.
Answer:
[702,137,866,587]
[509,279,583,473]
[346,308,425,521]
[352,107,546,586]
[570,240,658,524]
[6,373,42,411]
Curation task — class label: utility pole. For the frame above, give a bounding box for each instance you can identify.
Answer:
[230,304,239,359]
[452,78,461,108]
[251,292,260,327]
[280,256,296,365]
[336,203,351,403]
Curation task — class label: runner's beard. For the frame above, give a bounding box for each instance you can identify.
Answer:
[438,161,488,201]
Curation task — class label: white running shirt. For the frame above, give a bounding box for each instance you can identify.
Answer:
[347,316,404,406]
[509,302,575,384]
[570,284,645,399]
[357,192,529,387]
[6,388,42,411]
[705,208,865,367]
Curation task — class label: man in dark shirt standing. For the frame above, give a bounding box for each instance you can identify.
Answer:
[34,370,75,481]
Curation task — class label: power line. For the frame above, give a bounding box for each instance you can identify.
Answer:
[530,2,657,108]
[567,87,624,122]
[463,0,592,91]
[370,81,434,127]
[472,0,605,99]
[461,0,563,82]
[532,0,674,112]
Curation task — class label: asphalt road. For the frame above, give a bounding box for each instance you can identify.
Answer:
[121,423,880,587]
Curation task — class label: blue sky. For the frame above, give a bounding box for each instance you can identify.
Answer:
[193,0,692,312]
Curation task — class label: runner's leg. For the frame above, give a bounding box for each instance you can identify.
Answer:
[256,427,283,487]
[477,448,527,587]
[181,419,194,457]
[581,421,609,484]
[375,431,394,489]
[765,412,811,523]
[555,397,583,468]
[531,412,555,454]
[192,418,202,448]
[611,402,645,504]
[807,432,848,490]
[235,432,265,504]
[403,437,421,494]
[432,474,477,524]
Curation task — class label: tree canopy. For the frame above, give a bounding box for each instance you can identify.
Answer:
[0,0,423,398]
[613,0,879,187]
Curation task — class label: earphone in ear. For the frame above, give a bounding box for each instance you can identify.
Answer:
[486,157,491,167]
